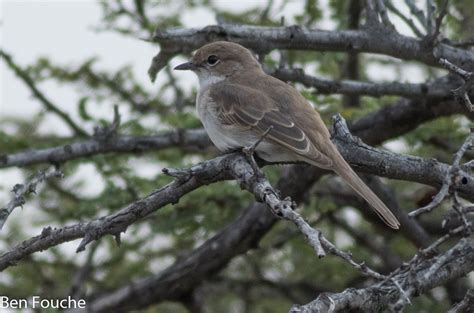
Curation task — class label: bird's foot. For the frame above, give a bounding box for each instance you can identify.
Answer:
[242,126,274,177]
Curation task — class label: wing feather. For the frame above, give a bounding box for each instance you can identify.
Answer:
[211,83,332,167]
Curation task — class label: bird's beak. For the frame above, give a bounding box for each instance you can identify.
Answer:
[174,61,196,71]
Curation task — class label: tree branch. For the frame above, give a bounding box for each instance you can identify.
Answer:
[290,235,474,312]
[331,114,474,201]
[439,58,474,112]
[0,129,211,168]
[385,0,424,37]
[149,24,474,80]
[271,67,452,99]
[1,151,246,270]
[0,166,63,230]
[409,130,474,217]
[404,0,428,31]
[448,289,474,313]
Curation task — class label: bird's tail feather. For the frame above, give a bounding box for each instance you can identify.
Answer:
[311,150,400,229]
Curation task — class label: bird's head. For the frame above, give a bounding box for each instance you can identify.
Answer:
[174,41,262,88]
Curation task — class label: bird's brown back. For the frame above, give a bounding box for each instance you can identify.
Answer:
[228,71,333,158]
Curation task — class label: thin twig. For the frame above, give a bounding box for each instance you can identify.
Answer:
[422,235,468,282]
[253,170,386,279]
[452,193,472,232]
[0,49,89,137]
[420,225,466,256]
[448,289,474,313]
[0,167,63,230]
[410,131,474,217]
[405,0,427,31]
[148,50,176,82]
[439,58,474,112]
[439,58,472,80]
[409,179,450,217]
[383,224,467,311]
[375,0,395,29]
[320,235,386,280]
[274,198,326,257]
[391,278,412,306]
[365,0,379,26]
[68,241,99,298]
[431,0,449,40]
[426,0,436,35]
[271,67,450,99]
[93,105,122,140]
[384,0,424,37]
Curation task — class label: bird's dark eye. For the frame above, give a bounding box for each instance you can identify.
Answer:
[207,55,219,65]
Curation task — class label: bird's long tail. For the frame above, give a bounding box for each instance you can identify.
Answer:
[313,148,400,229]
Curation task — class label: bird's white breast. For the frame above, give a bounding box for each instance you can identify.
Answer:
[195,78,298,163]
[197,88,254,152]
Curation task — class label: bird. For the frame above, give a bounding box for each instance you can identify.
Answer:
[174,41,400,229]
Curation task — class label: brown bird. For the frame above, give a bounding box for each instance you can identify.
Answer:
[174,41,400,229]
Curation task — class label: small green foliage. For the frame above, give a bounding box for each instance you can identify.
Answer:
[78,97,92,121]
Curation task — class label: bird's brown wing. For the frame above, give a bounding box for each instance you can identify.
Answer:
[209,83,333,168]
[209,82,400,229]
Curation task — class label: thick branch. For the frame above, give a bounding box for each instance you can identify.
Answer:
[290,236,474,312]
[347,90,474,146]
[150,24,474,80]
[0,129,211,168]
[272,67,451,99]
[331,114,474,201]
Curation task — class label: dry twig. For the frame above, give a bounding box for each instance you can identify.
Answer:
[439,58,474,112]
[0,167,63,230]
[410,130,474,217]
